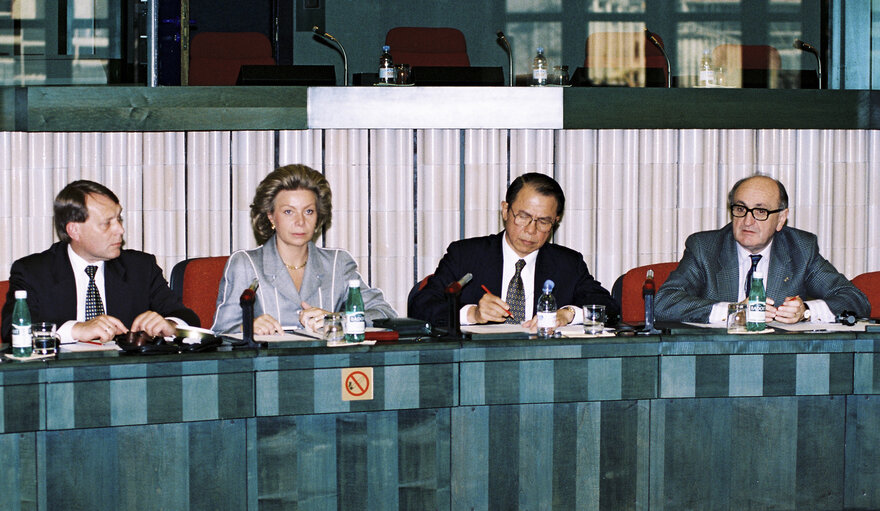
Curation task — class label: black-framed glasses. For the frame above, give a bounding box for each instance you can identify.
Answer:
[509,208,556,232]
[729,204,784,221]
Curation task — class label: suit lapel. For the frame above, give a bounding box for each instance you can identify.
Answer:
[716,230,740,301]
[52,244,78,320]
[767,236,794,299]
[104,257,127,318]
[298,242,323,309]
[262,237,303,306]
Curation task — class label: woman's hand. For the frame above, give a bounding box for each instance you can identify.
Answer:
[300,301,329,332]
[253,314,283,335]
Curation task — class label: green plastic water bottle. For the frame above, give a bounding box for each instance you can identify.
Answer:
[11,290,33,357]
[344,280,365,342]
[746,271,766,332]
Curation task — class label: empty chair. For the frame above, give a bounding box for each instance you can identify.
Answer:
[712,44,781,88]
[612,262,679,324]
[169,256,230,328]
[189,32,275,86]
[584,31,668,87]
[852,271,880,319]
[385,27,470,67]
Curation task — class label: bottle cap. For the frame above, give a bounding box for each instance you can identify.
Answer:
[542,279,554,292]
[348,279,360,287]
[382,45,390,52]
[15,290,26,299]
[537,47,544,53]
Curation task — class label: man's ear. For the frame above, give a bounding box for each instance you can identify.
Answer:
[500,201,509,220]
[65,222,79,242]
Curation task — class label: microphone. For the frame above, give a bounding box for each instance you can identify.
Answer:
[445,273,473,295]
[639,269,661,335]
[496,31,513,87]
[793,38,821,89]
[644,28,671,88]
[313,26,349,86]
[239,278,259,347]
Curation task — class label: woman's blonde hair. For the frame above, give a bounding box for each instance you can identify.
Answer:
[250,164,332,245]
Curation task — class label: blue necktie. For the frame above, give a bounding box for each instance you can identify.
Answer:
[85,265,105,321]
[506,259,526,323]
[744,254,762,297]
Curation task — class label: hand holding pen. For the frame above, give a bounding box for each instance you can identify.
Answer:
[468,284,513,324]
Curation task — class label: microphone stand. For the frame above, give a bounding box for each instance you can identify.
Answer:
[644,28,671,88]
[443,273,472,339]
[638,269,661,335]
[794,39,822,89]
[497,31,513,87]
[313,26,348,86]
[235,279,264,349]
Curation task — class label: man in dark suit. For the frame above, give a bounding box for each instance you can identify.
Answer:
[409,172,618,328]
[1,180,198,343]
[656,175,870,323]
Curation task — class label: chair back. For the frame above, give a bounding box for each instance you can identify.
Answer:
[852,271,880,319]
[712,44,781,88]
[170,256,230,328]
[0,280,8,314]
[385,27,470,67]
[189,32,275,85]
[584,31,668,87]
[615,262,679,324]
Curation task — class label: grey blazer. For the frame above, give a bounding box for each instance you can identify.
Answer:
[655,224,870,323]
[211,236,396,333]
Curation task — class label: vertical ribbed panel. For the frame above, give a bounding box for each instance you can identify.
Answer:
[372,129,414,315]
[324,129,370,278]
[418,129,461,288]
[463,129,506,239]
[187,131,231,257]
[1,129,878,310]
[231,131,274,251]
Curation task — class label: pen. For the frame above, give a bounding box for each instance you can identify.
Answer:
[82,340,106,345]
[481,285,512,316]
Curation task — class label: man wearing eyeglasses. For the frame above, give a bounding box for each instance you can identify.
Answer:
[656,175,869,323]
[409,172,618,328]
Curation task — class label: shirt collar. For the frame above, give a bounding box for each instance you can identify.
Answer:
[67,244,104,274]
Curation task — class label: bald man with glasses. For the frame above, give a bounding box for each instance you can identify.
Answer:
[409,172,618,328]
[656,175,869,324]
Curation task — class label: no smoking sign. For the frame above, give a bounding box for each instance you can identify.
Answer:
[341,367,374,401]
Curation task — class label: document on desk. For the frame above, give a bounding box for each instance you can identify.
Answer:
[684,321,866,332]
[460,324,531,339]
[60,341,122,352]
[223,328,322,342]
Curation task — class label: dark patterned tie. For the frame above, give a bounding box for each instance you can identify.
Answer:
[506,259,526,324]
[744,254,762,297]
[85,265,105,321]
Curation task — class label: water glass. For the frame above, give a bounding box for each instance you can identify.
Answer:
[395,64,411,84]
[322,313,345,344]
[727,303,747,333]
[583,305,606,334]
[32,322,58,355]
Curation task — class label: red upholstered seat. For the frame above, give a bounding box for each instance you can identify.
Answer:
[385,27,470,67]
[584,31,669,87]
[852,271,880,319]
[0,280,8,314]
[618,262,678,324]
[189,32,275,85]
[172,256,230,328]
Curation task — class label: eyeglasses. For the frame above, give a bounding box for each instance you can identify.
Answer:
[509,208,556,232]
[729,204,784,221]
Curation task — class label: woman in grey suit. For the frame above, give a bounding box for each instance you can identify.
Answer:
[211,164,396,335]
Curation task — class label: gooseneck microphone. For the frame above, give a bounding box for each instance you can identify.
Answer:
[496,31,514,87]
[313,26,349,86]
[644,28,671,88]
[238,279,259,347]
[794,38,821,89]
[445,272,473,295]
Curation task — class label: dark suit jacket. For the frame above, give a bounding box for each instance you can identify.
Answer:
[655,224,870,323]
[2,242,199,341]
[408,232,619,326]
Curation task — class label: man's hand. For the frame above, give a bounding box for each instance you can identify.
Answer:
[71,315,127,343]
[131,311,177,337]
[773,295,807,324]
[522,307,574,329]
[470,293,512,324]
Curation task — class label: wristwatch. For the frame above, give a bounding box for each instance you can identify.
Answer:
[802,303,811,321]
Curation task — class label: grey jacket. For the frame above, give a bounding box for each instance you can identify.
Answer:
[655,224,870,323]
[211,236,396,332]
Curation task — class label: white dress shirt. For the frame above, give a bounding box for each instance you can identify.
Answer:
[58,245,107,343]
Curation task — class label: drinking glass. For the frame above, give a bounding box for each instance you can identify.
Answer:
[727,303,747,333]
[32,322,58,355]
[583,305,606,334]
[322,313,345,344]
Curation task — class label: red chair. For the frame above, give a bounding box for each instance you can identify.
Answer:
[385,27,470,67]
[0,280,9,314]
[189,32,275,85]
[170,256,230,328]
[852,271,880,319]
[615,262,679,324]
[584,31,668,87]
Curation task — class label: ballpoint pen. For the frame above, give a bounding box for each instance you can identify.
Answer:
[481,284,512,316]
